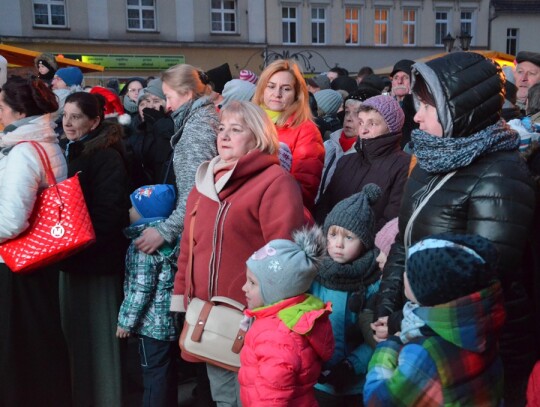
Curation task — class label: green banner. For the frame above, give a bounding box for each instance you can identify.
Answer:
[79,54,185,70]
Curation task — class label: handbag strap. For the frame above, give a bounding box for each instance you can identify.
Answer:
[24,141,57,186]
[404,170,456,256]
[186,197,201,303]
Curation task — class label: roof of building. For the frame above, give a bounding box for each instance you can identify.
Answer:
[492,0,540,13]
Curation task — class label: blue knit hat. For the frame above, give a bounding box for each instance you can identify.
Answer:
[246,227,325,306]
[55,67,83,87]
[130,184,176,225]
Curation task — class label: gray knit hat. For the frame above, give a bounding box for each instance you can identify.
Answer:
[246,227,325,306]
[362,95,405,134]
[323,183,381,249]
[221,79,256,106]
[314,89,343,115]
[145,78,165,101]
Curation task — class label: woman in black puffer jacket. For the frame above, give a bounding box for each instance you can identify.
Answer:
[373,51,537,406]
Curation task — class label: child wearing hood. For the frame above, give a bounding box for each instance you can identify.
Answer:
[239,226,334,407]
[364,233,506,406]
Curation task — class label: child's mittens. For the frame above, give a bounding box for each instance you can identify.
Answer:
[318,358,355,392]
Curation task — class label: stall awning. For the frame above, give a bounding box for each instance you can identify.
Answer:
[374,50,516,76]
[0,43,104,73]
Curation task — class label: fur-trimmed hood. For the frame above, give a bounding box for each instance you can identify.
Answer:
[34,53,58,71]
[61,120,127,160]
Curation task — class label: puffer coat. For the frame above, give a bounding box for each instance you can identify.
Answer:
[376,52,537,375]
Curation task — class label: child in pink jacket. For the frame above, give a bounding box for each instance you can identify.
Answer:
[239,227,335,407]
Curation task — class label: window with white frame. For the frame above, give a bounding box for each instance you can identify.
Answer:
[507,28,518,55]
[435,9,450,46]
[33,0,66,27]
[460,10,474,37]
[311,7,326,44]
[402,9,416,46]
[211,0,236,33]
[282,7,298,44]
[127,0,156,31]
[345,7,361,45]
[374,8,388,46]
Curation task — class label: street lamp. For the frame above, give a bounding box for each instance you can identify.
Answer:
[442,33,456,53]
[458,31,473,51]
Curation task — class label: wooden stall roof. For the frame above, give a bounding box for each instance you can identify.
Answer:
[0,43,104,73]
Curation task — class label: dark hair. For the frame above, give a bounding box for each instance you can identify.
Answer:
[329,67,349,77]
[0,76,58,116]
[527,83,540,115]
[65,91,105,121]
[412,75,436,107]
[357,66,374,77]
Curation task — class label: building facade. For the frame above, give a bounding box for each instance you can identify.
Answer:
[0,0,530,82]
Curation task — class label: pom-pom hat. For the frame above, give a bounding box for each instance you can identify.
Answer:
[406,233,498,306]
[130,184,176,226]
[323,183,381,249]
[362,95,405,134]
[246,227,325,306]
[90,86,132,125]
[239,69,258,84]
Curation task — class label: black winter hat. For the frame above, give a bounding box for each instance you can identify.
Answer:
[323,183,381,249]
[330,76,358,96]
[516,51,540,68]
[391,59,415,77]
[206,63,233,94]
[406,233,498,306]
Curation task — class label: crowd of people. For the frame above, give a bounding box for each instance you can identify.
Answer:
[1,49,540,407]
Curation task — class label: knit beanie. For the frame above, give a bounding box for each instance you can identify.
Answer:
[375,217,399,257]
[221,79,256,106]
[323,183,381,249]
[130,184,176,224]
[90,86,132,125]
[145,78,166,101]
[239,69,258,84]
[246,227,325,306]
[55,67,83,87]
[307,74,331,90]
[314,89,343,115]
[362,95,405,134]
[406,233,498,306]
[347,86,381,104]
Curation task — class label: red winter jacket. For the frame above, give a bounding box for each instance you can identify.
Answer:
[239,294,334,407]
[276,117,324,211]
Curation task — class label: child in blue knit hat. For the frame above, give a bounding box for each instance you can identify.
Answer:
[311,183,383,406]
[116,184,179,407]
[238,226,334,407]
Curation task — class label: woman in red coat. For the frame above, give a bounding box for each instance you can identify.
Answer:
[253,59,325,211]
[171,101,306,406]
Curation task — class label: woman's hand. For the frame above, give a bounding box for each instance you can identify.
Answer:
[371,316,389,343]
[116,327,131,339]
[135,227,165,254]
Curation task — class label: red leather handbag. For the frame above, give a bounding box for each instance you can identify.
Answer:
[0,141,96,273]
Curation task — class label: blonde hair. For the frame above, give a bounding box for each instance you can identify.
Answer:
[161,64,212,99]
[220,101,279,155]
[252,59,313,127]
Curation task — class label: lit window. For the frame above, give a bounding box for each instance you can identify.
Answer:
[211,0,236,33]
[402,9,416,46]
[127,0,156,31]
[33,0,66,27]
[282,7,298,44]
[345,7,360,45]
[374,8,388,46]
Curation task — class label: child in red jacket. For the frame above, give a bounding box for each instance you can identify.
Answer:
[239,227,334,407]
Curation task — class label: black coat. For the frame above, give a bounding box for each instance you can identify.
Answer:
[314,131,410,231]
[60,121,131,275]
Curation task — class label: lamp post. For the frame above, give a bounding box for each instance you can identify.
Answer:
[442,33,456,53]
[458,31,473,51]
